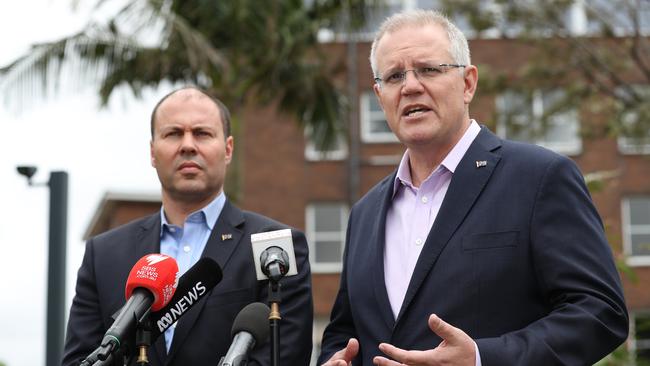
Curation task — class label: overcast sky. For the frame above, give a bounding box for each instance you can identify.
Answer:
[0,2,173,365]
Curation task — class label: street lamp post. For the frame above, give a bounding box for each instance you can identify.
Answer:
[17,166,68,366]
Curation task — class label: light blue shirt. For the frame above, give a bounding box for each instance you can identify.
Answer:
[159,192,226,352]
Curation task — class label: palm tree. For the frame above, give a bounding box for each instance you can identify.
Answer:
[0,0,374,198]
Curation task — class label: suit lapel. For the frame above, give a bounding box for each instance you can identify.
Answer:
[165,200,245,364]
[371,173,399,330]
[396,127,502,323]
[135,214,162,258]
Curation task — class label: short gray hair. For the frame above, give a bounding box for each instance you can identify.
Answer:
[369,9,471,78]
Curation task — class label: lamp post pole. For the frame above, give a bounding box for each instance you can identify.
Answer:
[46,171,68,366]
[17,167,68,366]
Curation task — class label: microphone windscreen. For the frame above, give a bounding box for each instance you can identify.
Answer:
[125,254,179,311]
[231,302,271,346]
[148,257,223,338]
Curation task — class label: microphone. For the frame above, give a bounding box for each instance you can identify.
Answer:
[80,254,179,365]
[84,257,222,365]
[219,302,271,366]
[251,229,298,282]
[149,256,223,340]
[261,246,290,282]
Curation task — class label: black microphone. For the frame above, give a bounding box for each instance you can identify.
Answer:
[149,256,223,340]
[219,302,271,366]
[260,246,290,282]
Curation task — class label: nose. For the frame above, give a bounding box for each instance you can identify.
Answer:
[401,69,424,94]
[179,132,197,154]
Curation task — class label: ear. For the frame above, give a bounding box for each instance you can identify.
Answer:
[150,140,156,168]
[224,136,234,165]
[463,65,478,104]
[373,83,386,112]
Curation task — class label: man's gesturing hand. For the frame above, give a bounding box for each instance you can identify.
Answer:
[322,338,360,366]
[373,314,476,366]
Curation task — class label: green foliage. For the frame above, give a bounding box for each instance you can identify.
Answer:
[0,0,373,150]
[442,0,650,141]
[0,0,376,201]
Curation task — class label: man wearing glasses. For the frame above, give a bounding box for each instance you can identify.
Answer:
[318,9,628,366]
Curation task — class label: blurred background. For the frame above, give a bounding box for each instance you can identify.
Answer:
[1,1,649,365]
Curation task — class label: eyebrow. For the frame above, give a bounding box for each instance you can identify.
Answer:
[381,60,442,74]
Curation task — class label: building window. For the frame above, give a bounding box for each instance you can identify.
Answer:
[306,203,348,272]
[631,312,650,363]
[304,127,348,161]
[360,91,399,143]
[622,196,650,266]
[616,85,650,155]
[496,89,582,155]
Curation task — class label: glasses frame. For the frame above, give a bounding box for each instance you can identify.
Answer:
[374,63,466,87]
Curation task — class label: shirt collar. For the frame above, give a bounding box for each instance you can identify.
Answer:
[159,192,226,235]
[392,120,481,196]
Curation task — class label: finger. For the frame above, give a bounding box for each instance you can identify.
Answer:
[324,361,349,366]
[322,357,351,366]
[323,338,359,365]
[373,355,403,366]
[378,343,426,364]
[343,338,360,361]
[428,313,460,343]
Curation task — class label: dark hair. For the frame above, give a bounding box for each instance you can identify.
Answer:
[150,86,231,139]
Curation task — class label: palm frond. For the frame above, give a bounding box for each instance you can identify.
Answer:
[1,0,229,109]
[0,24,145,110]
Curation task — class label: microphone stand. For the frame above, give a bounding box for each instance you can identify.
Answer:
[261,245,290,366]
[268,279,282,366]
[80,310,149,366]
[135,319,152,365]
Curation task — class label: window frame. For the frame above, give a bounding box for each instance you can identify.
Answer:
[360,91,399,143]
[630,311,650,363]
[304,128,348,161]
[496,89,582,156]
[622,196,650,266]
[616,84,650,155]
[305,202,348,273]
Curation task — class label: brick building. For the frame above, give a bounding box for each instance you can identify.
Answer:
[84,4,650,363]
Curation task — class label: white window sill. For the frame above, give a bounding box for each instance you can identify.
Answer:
[626,256,650,267]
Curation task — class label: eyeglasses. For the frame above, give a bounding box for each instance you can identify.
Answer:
[374,64,466,88]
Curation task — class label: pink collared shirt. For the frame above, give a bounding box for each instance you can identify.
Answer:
[384,120,482,363]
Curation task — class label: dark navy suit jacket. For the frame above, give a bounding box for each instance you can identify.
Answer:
[63,200,313,366]
[319,126,628,366]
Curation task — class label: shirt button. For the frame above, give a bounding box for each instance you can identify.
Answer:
[183,245,191,253]
[169,227,176,233]
[415,238,423,245]
[421,196,428,203]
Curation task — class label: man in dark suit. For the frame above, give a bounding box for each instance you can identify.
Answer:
[318,9,628,366]
[63,87,313,366]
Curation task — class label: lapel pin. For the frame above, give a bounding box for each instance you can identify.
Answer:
[476,160,487,168]
[221,233,232,241]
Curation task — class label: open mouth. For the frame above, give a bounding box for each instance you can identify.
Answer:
[404,106,430,117]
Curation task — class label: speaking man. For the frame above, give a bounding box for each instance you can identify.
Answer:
[318,9,628,366]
